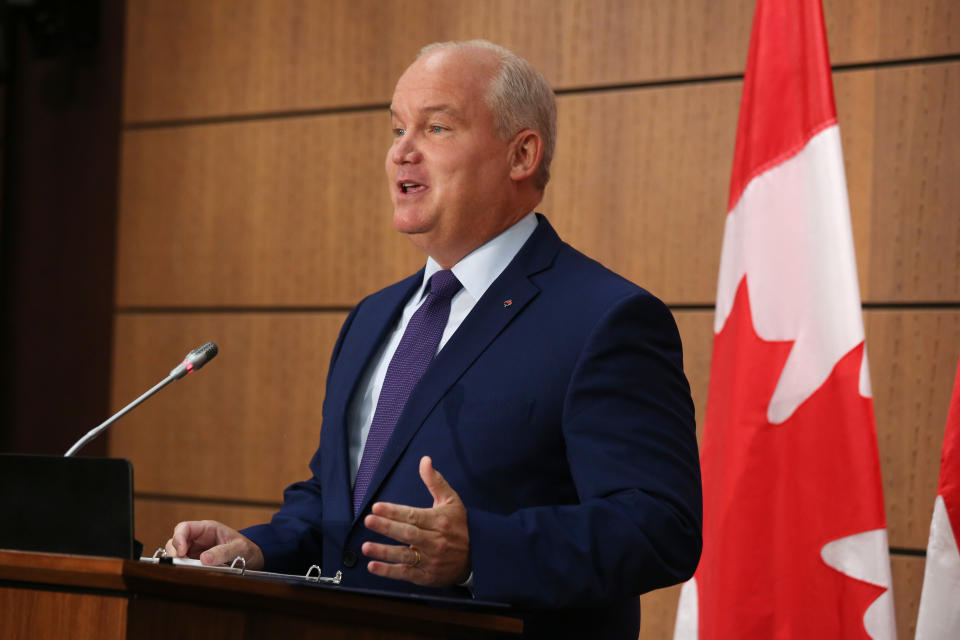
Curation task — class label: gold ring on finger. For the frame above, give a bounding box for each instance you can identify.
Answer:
[409,547,421,567]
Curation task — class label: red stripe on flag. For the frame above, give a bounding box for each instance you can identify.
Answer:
[728,0,837,212]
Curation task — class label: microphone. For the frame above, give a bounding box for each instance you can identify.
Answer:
[64,342,219,457]
[169,341,219,380]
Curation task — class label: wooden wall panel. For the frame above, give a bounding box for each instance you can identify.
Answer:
[867,61,960,302]
[638,583,682,640]
[543,83,738,305]
[116,113,422,307]
[108,312,347,501]
[891,554,926,640]
[117,63,956,307]
[832,68,877,293]
[121,0,750,122]
[867,310,960,548]
[825,0,960,65]
[134,498,279,556]
[673,311,715,442]
[122,0,960,123]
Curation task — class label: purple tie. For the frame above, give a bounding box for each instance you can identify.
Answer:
[352,270,463,515]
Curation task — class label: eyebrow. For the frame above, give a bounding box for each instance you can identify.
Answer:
[389,104,465,121]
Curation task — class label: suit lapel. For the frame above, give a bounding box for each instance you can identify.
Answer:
[352,216,563,521]
[324,272,422,522]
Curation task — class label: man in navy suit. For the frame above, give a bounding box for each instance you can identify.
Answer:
[166,40,701,638]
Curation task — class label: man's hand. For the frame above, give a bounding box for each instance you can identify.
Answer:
[362,456,471,587]
[164,520,265,570]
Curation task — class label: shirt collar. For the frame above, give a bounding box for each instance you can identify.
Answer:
[419,212,538,302]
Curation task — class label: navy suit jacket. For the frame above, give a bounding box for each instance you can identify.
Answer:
[242,216,702,638]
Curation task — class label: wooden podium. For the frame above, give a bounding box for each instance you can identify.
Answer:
[0,550,522,639]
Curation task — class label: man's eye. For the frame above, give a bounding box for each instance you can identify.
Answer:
[430,125,446,134]
[393,128,405,137]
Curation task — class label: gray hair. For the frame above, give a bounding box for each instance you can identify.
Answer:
[418,40,557,190]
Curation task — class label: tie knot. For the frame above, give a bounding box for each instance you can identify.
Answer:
[428,270,462,300]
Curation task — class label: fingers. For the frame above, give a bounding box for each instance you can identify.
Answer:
[162,520,265,570]
[167,520,204,557]
[362,541,421,567]
[364,511,425,546]
[170,520,223,557]
[367,558,423,583]
[199,536,251,566]
[362,541,429,585]
[363,536,469,587]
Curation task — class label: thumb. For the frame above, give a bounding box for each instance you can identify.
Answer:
[199,538,246,566]
[419,456,459,506]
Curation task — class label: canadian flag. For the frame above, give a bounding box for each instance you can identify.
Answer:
[672,0,897,638]
[915,357,960,640]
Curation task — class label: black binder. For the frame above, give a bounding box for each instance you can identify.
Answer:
[0,454,135,559]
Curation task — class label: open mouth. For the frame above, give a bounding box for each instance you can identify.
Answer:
[399,181,427,194]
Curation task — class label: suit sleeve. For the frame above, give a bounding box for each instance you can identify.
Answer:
[465,290,702,608]
[240,302,361,574]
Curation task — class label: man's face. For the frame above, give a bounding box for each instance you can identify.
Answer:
[386,49,519,267]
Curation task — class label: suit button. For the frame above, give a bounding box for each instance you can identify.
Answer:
[342,551,358,568]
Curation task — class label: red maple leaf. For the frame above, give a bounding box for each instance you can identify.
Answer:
[697,277,888,638]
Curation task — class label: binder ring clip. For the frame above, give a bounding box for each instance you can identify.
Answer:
[152,548,167,559]
[230,556,247,575]
[306,565,322,583]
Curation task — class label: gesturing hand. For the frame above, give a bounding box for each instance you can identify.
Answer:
[362,456,471,587]
[164,519,265,570]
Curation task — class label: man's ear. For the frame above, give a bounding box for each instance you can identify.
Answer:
[508,129,544,182]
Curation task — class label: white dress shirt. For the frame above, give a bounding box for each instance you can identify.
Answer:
[346,212,538,483]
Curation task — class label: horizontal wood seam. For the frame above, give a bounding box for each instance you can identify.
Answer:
[115,303,960,315]
[122,54,960,131]
[136,493,282,511]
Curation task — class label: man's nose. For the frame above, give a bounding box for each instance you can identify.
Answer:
[390,136,421,164]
